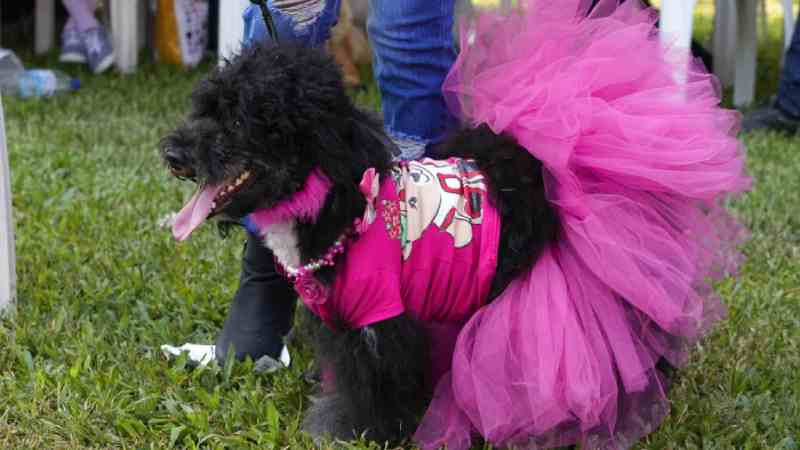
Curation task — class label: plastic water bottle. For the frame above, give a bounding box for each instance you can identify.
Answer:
[0,70,81,99]
[0,49,80,98]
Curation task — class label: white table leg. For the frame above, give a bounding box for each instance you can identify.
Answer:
[111,0,140,73]
[713,0,737,86]
[659,0,698,51]
[35,0,56,55]
[0,97,16,315]
[734,0,758,107]
[218,0,252,65]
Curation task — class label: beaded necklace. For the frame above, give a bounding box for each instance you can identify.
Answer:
[274,217,363,305]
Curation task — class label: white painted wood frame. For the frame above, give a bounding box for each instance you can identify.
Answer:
[663,0,797,107]
[218,0,252,65]
[0,96,16,315]
[110,0,145,73]
[35,0,56,55]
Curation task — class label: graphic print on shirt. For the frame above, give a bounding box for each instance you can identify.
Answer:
[389,159,488,259]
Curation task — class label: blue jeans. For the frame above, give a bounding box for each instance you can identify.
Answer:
[243,0,457,160]
[777,9,800,118]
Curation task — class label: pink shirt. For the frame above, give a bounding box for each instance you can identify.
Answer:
[300,158,500,331]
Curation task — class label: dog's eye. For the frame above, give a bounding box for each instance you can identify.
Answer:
[232,120,242,129]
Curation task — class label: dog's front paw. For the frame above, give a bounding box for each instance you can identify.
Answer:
[302,394,359,446]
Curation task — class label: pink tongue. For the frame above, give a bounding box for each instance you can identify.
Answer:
[172,184,225,241]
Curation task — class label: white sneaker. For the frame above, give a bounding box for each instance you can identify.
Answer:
[60,27,87,64]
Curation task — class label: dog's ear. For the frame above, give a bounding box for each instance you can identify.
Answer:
[352,113,400,160]
[350,110,400,176]
[323,107,394,184]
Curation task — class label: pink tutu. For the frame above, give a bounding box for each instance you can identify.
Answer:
[414,1,750,449]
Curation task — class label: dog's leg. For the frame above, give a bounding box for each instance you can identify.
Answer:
[303,313,429,445]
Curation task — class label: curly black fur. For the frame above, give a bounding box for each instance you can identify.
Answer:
[161,42,559,446]
[435,125,560,299]
[303,310,429,443]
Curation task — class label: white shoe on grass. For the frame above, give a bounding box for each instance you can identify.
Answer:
[161,343,217,367]
[161,343,291,373]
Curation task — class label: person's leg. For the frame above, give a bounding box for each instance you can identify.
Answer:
[62,0,114,73]
[207,0,340,369]
[215,232,297,368]
[166,1,340,371]
[61,0,99,32]
[242,0,341,48]
[776,12,800,118]
[367,0,459,160]
[742,9,800,133]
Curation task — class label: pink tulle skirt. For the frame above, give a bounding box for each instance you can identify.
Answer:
[414,1,750,448]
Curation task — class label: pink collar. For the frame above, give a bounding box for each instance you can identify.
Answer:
[244,168,333,232]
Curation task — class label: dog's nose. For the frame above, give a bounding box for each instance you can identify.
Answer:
[164,149,196,179]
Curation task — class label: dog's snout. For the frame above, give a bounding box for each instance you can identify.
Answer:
[164,148,185,168]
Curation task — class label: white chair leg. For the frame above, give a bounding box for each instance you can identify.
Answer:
[219,0,252,65]
[0,97,16,315]
[111,0,140,73]
[659,0,697,87]
[659,0,698,51]
[734,0,758,107]
[783,0,796,51]
[35,0,56,55]
[713,0,737,86]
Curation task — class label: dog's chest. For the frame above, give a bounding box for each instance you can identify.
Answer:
[260,221,301,268]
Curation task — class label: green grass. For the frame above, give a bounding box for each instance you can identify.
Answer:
[1,10,799,450]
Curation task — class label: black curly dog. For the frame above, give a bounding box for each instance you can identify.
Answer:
[161,42,559,445]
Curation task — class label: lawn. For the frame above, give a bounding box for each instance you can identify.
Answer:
[1,6,799,450]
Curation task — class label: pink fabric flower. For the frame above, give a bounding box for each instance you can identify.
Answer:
[295,275,329,305]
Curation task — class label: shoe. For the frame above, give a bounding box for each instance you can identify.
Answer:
[161,343,217,367]
[741,101,800,134]
[81,27,115,74]
[161,343,291,373]
[59,27,86,64]
[253,346,292,374]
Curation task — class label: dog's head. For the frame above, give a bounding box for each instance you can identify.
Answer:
[161,43,389,238]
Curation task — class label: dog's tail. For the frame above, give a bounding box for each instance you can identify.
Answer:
[415,1,750,449]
